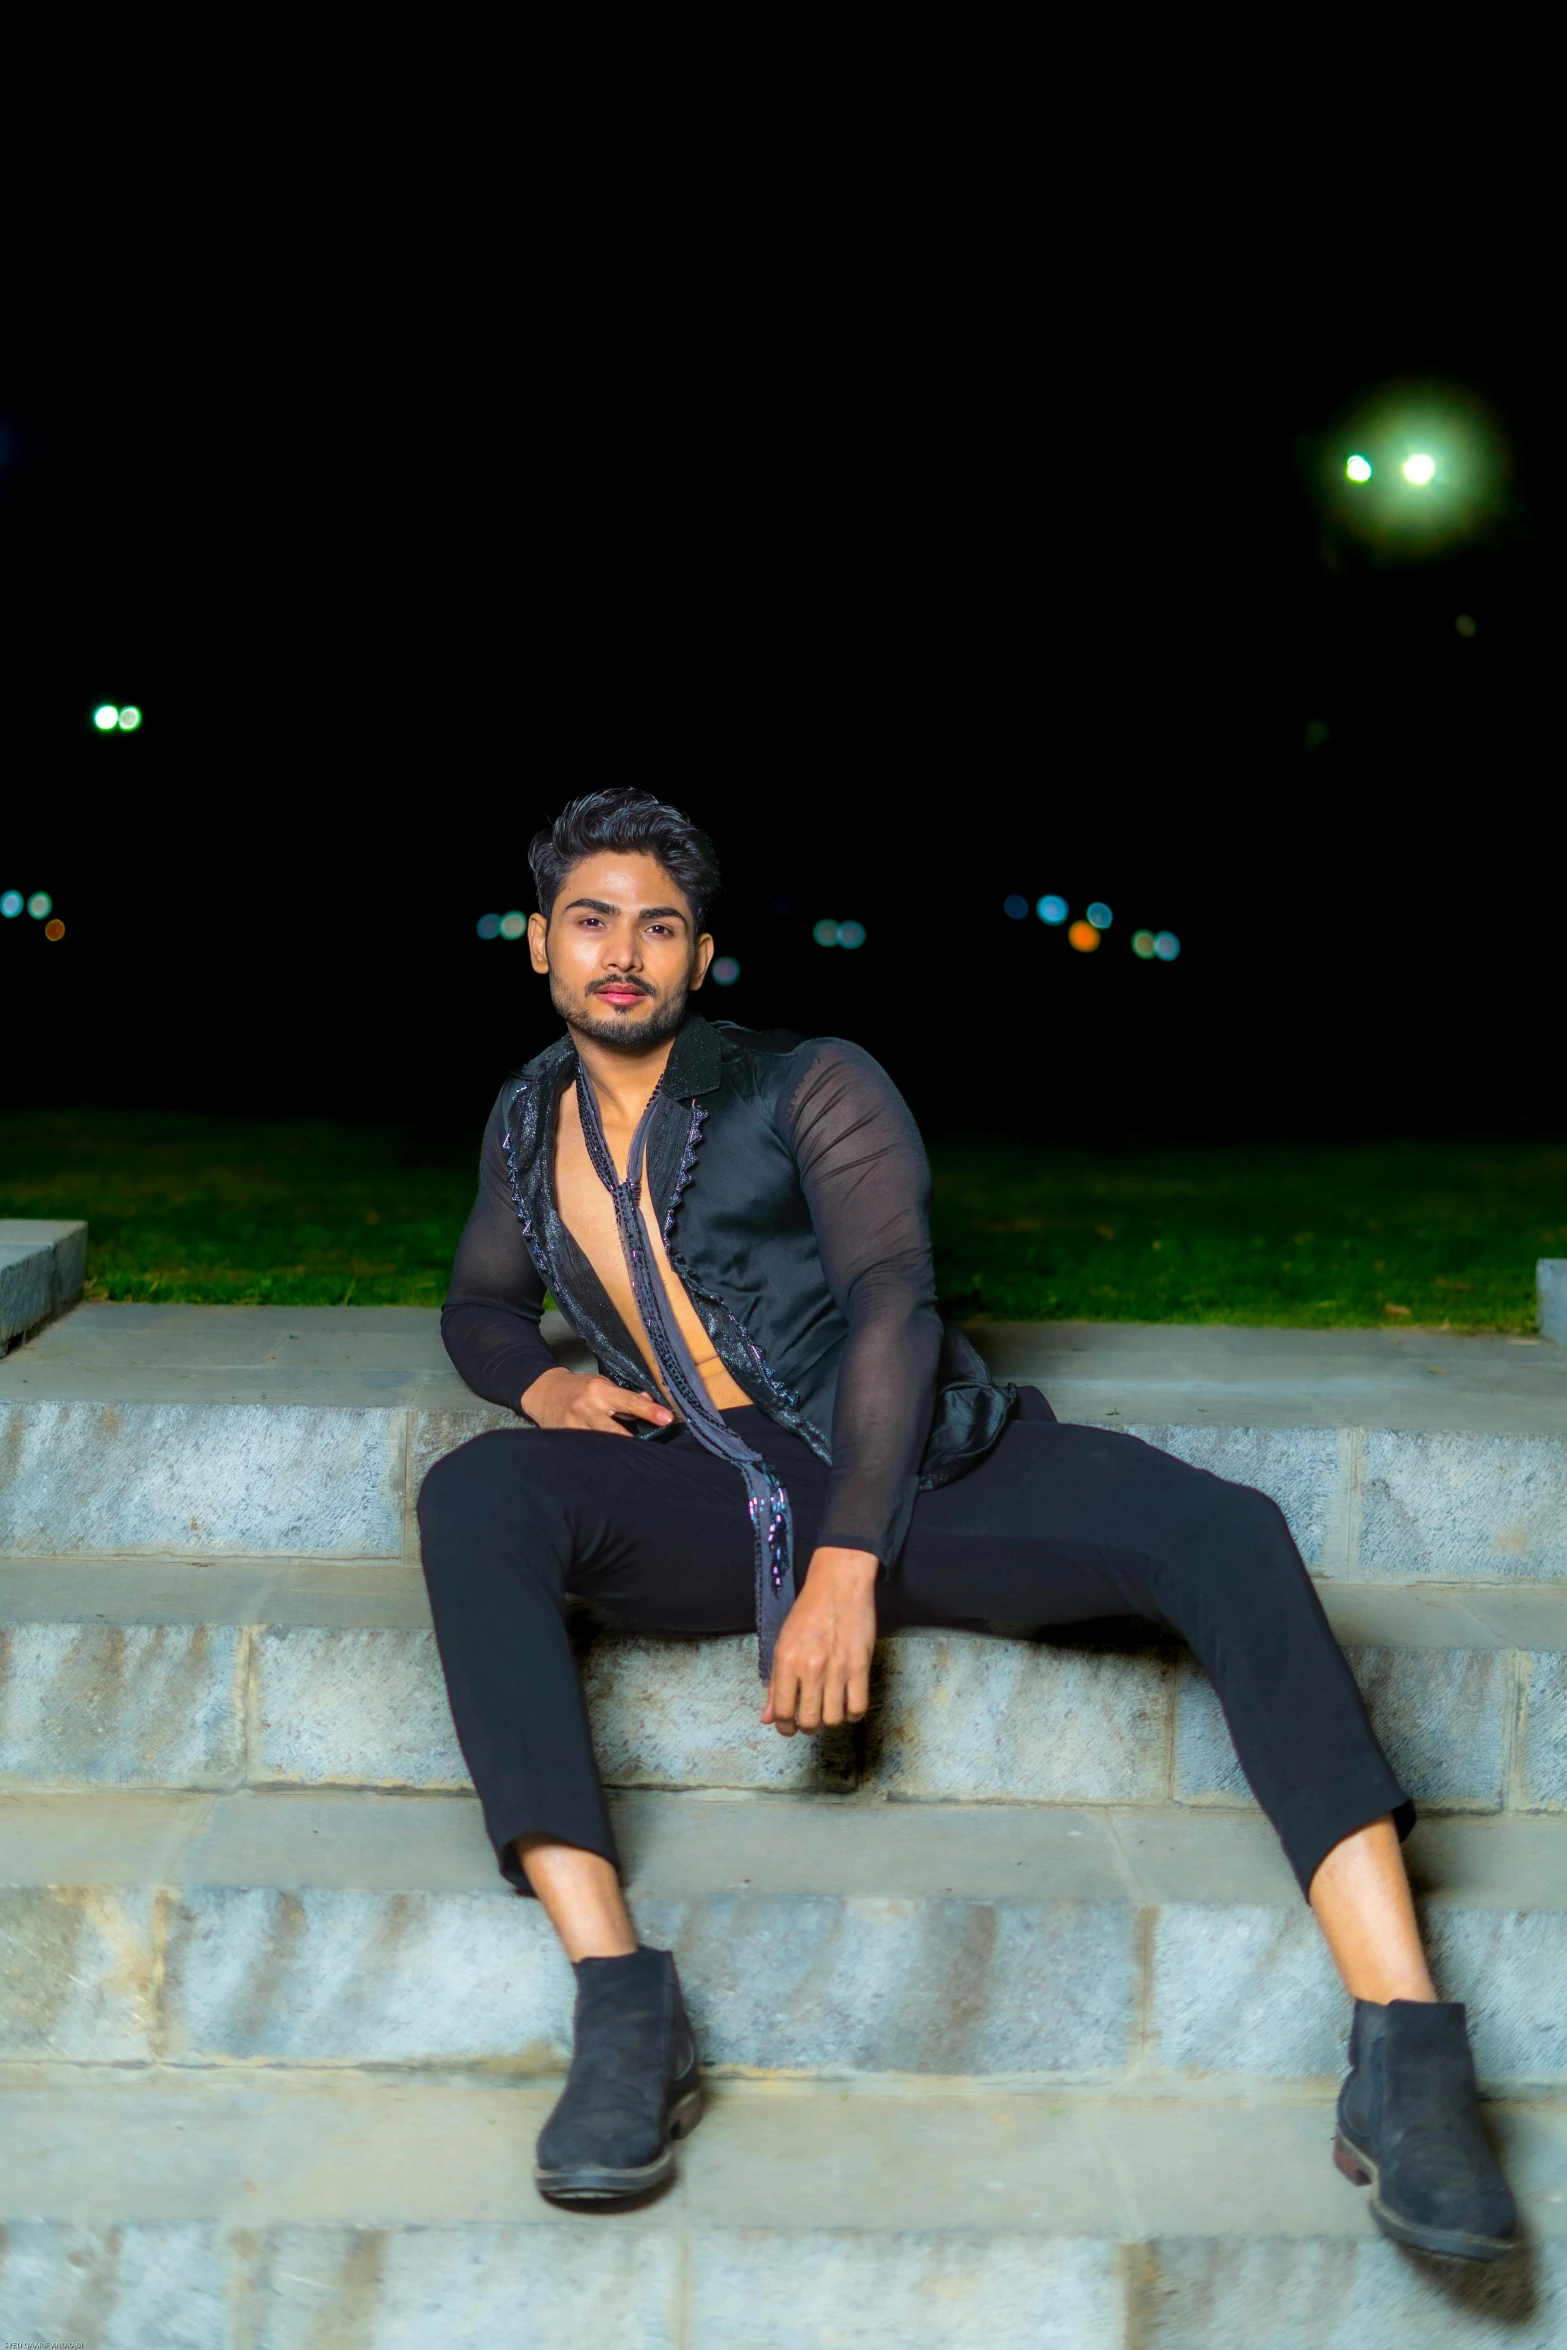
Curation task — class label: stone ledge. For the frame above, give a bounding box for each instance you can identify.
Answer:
[1542,1259,1567,1347]
[7,1608,1567,1812]
[1,1792,1565,2088]
[0,1221,86,1350]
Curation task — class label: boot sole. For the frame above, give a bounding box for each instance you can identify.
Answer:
[1334,2130,1516,2263]
[536,2086,703,2207]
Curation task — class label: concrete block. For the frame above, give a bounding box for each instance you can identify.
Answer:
[585,1633,857,1794]
[868,1630,1174,1804]
[1541,1259,1567,1347]
[639,1892,1139,2076]
[1142,2233,1558,2348]
[407,1404,520,1513]
[1126,1423,1342,1568]
[251,1626,468,1788]
[1149,1903,1348,2079]
[0,1218,86,1347]
[0,1621,245,1790]
[162,1885,572,2064]
[1174,1646,1512,1811]
[689,2231,1124,2350]
[0,1400,406,1556]
[249,2224,683,2350]
[1520,1651,1567,1810]
[0,2222,231,2350]
[0,1886,158,2059]
[1428,1908,1567,2086]
[1359,1429,1567,1581]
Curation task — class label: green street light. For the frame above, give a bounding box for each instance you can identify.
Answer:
[93,705,119,731]
[1401,454,1436,485]
[117,706,143,731]
[1345,454,1372,483]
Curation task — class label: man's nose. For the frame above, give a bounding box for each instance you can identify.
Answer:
[604,925,643,967]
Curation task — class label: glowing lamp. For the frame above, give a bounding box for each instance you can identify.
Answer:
[476,914,502,940]
[1131,930,1156,959]
[1153,931,1181,961]
[0,891,21,918]
[711,955,740,986]
[27,892,52,920]
[1401,454,1436,485]
[813,919,841,946]
[1067,920,1101,953]
[93,705,119,730]
[1086,902,1112,930]
[499,911,527,940]
[1036,895,1067,925]
[1345,454,1372,483]
[117,706,142,731]
[45,918,65,941]
[1003,895,1029,920]
[837,920,866,949]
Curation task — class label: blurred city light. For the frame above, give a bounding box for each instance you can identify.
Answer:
[1345,454,1372,483]
[1153,931,1181,961]
[476,913,501,940]
[1036,895,1067,925]
[1067,920,1101,953]
[813,919,841,946]
[1401,453,1436,485]
[1086,902,1112,930]
[93,705,119,731]
[1456,613,1477,637]
[26,893,52,920]
[711,955,740,986]
[0,891,21,918]
[44,918,65,941]
[1003,895,1028,920]
[117,706,142,731]
[1131,930,1156,959]
[499,911,527,941]
[837,920,866,949]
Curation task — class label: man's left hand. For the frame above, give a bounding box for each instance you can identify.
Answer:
[762,1547,878,1736]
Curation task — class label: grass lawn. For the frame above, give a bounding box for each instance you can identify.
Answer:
[1,1109,1562,1331]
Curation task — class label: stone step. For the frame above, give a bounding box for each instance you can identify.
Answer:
[0,1218,86,1350]
[2,1306,1565,1580]
[1,2067,1562,2346]
[4,1564,1567,1815]
[4,1788,1565,2090]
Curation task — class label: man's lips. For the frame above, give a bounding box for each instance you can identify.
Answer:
[592,984,652,1007]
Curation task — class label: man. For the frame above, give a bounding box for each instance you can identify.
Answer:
[420,788,1515,2260]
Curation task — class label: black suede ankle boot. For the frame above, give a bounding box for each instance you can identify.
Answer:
[1335,1998,1517,2260]
[535,1945,701,2206]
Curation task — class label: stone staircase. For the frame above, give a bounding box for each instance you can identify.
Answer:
[2,1305,1566,2346]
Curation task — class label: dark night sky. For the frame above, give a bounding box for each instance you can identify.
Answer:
[2,209,1557,1145]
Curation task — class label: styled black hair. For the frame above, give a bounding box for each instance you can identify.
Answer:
[528,789,721,933]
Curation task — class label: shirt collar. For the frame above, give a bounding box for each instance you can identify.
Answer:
[663,1012,723,1099]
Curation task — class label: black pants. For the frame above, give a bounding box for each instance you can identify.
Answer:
[417,1396,1411,1901]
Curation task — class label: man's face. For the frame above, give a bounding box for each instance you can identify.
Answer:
[528,850,713,1051]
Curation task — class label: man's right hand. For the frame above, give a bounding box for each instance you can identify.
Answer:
[520,1366,675,1435]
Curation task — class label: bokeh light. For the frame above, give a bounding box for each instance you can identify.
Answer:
[1131,930,1156,959]
[117,706,142,731]
[711,955,740,986]
[1036,895,1067,925]
[0,891,21,918]
[837,920,866,950]
[499,911,527,941]
[1067,920,1101,954]
[44,918,65,941]
[813,919,841,946]
[93,705,119,731]
[27,892,52,920]
[1345,454,1372,482]
[1456,613,1477,638]
[476,913,501,940]
[1153,931,1180,961]
[1003,895,1029,920]
[1401,453,1436,485]
[1086,901,1112,930]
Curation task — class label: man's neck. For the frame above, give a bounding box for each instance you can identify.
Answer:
[568,1025,678,1132]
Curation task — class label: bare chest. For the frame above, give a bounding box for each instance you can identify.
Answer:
[552,1086,749,1412]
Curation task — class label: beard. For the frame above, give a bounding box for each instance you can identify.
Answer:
[553,971,692,1053]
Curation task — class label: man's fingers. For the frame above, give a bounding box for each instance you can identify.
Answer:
[846,1660,871,1723]
[600,1383,673,1426]
[768,1666,800,1736]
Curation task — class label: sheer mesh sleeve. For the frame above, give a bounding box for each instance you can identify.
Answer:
[783,1041,942,1565]
[440,1094,559,1411]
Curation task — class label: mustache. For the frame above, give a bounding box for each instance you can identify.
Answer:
[587,977,655,998]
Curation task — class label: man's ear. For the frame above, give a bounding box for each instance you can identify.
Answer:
[690,932,715,990]
[527,912,549,973]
